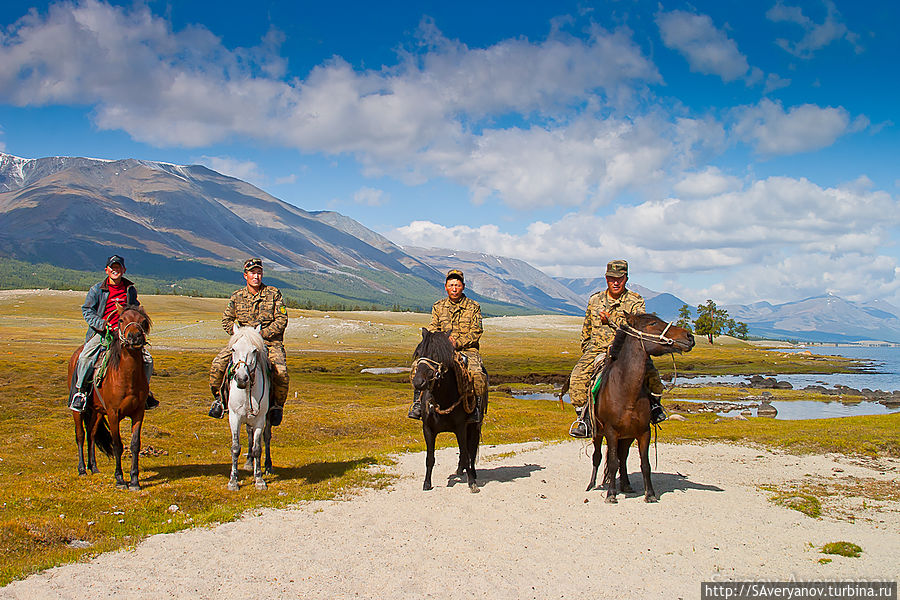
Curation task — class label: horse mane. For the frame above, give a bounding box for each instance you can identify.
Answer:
[107,304,152,370]
[413,329,455,367]
[229,325,267,356]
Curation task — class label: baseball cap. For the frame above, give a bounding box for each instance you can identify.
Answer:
[106,254,125,268]
[243,258,263,272]
[606,259,628,278]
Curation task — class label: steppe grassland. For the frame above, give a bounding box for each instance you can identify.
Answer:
[0,291,897,585]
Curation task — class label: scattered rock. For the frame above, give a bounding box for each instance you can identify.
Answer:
[167,504,179,513]
[67,540,92,549]
[668,414,687,421]
[757,402,777,418]
[360,367,409,374]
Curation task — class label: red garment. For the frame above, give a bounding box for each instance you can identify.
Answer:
[103,280,128,329]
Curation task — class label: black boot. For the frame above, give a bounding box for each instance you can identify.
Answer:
[408,390,422,420]
[70,391,87,413]
[569,406,592,438]
[145,391,159,410]
[209,386,225,419]
[268,405,283,427]
[466,398,481,424]
[649,393,667,424]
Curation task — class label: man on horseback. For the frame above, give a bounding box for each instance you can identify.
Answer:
[208,258,289,426]
[69,254,158,412]
[408,269,487,423]
[568,260,666,438]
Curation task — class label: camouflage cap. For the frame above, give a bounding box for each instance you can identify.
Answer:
[106,254,125,268]
[243,258,263,272]
[445,269,465,283]
[606,259,628,278]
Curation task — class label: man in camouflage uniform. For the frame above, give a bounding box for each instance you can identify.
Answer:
[568,259,666,438]
[208,258,289,426]
[408,269,487,423]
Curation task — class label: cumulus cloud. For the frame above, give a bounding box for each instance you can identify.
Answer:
[655,9,751,82]
[391,176,900,304]
[352,187,387,207]
[766,0,860,58]
[732,99,859,155]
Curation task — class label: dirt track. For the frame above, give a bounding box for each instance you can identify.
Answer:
[3,441,898,599]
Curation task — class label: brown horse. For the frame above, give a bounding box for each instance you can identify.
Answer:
[586,312,694,502]
[67,304,152,489]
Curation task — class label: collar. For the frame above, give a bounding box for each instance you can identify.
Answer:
[101,276,133,291]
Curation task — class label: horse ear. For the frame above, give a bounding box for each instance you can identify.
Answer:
[255,324,261,333]
[421,327,428,340]
[116,303,125,316]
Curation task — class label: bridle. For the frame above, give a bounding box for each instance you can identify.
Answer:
[619,320,676,347]
[117,314,148,348]
[230,348,264,417]
[410,356,445,389]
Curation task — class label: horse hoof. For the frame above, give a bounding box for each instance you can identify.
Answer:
[116,482,128,490]
[243,461,253,471]
[128,484,141,492]
[605,495,618,504]
[255,479,267,491]
[227,481,239,491]
[469,483,479,494]
[423,483,433,491]
[78,470,87,476]
[456,467,465,477]
[645,495,658,503]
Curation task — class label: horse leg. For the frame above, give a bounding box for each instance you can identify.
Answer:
[228,421,241,491]
[243,423,254,471]
[604,430,619,503]
[423,425,436,491]
[618,438,634,494]
[87,409,101,474]
[638,429,657,503]
[74,413,87,476]
[252,427,267,490]
[586,433,603,491]
[109,412,127,489]
[263,421,272,475]
[127,415,143,491]
[454,425,478,493]
[466,422,481,482]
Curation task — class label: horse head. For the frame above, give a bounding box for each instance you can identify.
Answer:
[230,325,265,390]
[623,312,695,355]
[116,304,151,349]
[410,328,454,391]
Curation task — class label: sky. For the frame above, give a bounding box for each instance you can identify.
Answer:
[1,0,898,307]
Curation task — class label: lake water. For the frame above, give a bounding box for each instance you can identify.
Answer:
[511,346,900,420]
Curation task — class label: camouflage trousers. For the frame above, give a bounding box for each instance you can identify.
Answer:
[567,348,663,409]
[209,342,289,407]
[459,349,488,398]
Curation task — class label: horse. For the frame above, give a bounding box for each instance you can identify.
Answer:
[586,312,695,503]
[410,328,482,493]
[66,304,152,489]
[225,325,271,491]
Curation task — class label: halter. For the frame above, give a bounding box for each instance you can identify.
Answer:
[410,356,445,388]
[117,317,148,347]
[230,353,263,417]
[619,320,675,346]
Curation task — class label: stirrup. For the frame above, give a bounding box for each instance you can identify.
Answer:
[145,392,159,410]
[209,399,225,419]
[268,405,283,427]
[70,391,87,413]
[568,416,592,438]
[408,399,422,420]
[650,404,668,425]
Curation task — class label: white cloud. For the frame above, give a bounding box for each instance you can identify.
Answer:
[763,73,791,94]
[274,174,297,185]
[352,187,386,207]
[766,0,860,58]
[196,156,265,185]
[673,167,742,198]
[732,99,857,155]
[655,10,751,82]
[391,176,900,304]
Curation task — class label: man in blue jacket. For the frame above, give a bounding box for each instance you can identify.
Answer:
[69,255,158,412]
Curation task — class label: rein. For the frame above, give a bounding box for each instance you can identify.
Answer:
[619,321,675,346]
[117,317,148,348]
[410,356,464,415]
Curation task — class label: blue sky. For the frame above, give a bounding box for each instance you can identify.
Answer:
[1,0,898,307]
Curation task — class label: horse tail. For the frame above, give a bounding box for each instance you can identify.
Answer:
[93,413,114,457]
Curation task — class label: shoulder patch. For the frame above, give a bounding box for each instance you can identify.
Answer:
[279,305,287,315]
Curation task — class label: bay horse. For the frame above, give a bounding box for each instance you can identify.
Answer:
[586,312,695,503]
[66,304,152,489]
[410,328,481,493]
[225,325,270,491]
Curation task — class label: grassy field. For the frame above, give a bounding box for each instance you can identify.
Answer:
[0,290,897,585]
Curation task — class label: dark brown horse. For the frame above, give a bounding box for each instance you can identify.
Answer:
[410,328,481,493]
[67,304,152,489]
[586,312,694,502]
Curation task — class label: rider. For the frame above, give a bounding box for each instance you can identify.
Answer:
[208,258,289,426]
[408,269,487,423]
[567,259,666,438]
[69,254,158,412]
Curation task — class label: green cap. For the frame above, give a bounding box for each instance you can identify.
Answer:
[243,258,263,272]
[606,259,628,278]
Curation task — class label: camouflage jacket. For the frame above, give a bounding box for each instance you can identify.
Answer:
[428,294,483,351]
[222,284,288,343]
[581,288,645,353]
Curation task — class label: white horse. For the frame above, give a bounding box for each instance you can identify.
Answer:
[226,325,270,491]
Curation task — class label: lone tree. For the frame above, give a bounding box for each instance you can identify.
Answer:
[675,304,693,329]
[693,299,729,344]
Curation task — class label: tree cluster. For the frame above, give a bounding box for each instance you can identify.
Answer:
[676,300,748,344]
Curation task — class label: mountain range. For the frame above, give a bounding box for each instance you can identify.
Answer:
[2,152,899,342]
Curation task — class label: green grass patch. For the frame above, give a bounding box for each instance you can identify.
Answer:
[821,542,863,558]
[761,485,823,518]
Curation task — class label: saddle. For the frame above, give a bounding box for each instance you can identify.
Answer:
[91,347,112,390]
[452,352,489,415]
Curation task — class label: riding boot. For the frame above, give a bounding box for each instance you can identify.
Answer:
[208,385,225,419]
[408,390,422,420]
[268,405,283,427]
[649,393,667,424]
[466,396,482,424]
[569,406,592,438]
[145,391,159,410]
[70,391,87,413]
